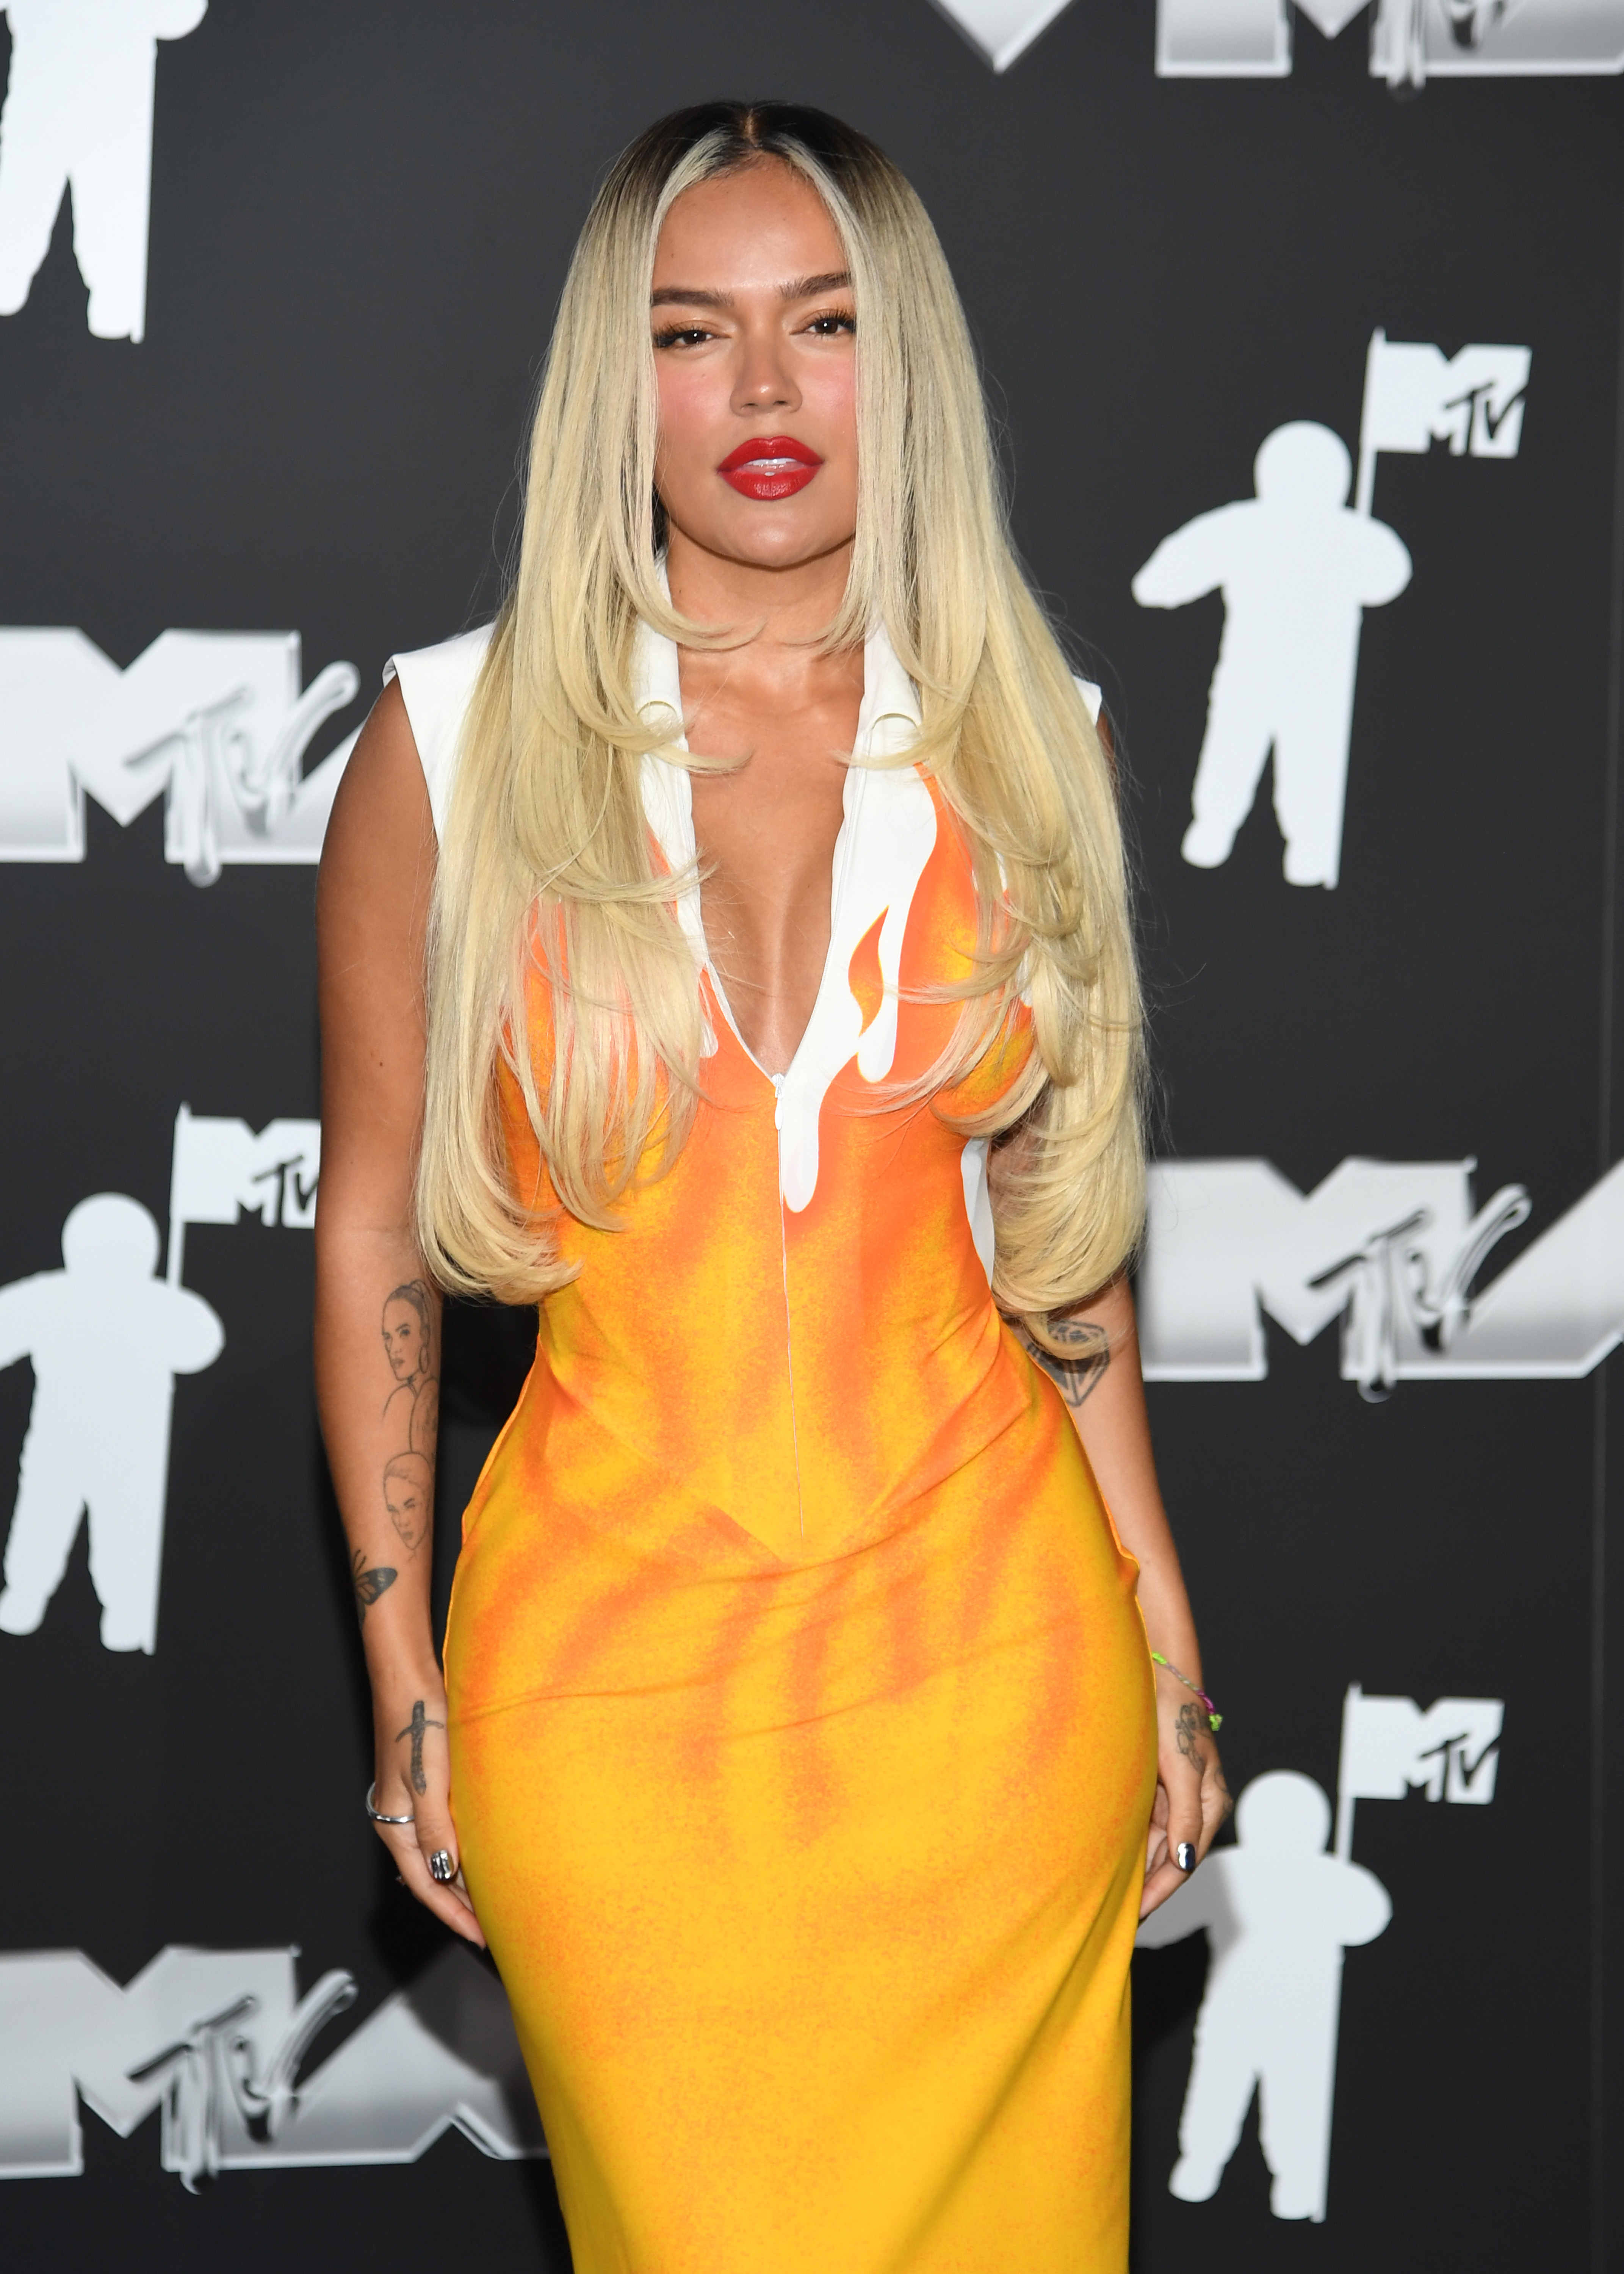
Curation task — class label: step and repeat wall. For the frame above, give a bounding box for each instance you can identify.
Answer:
[0,3,1620,2268]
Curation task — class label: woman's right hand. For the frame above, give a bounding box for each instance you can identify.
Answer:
[369,1679,486,1948]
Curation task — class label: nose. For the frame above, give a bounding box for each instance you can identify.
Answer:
[731,317,800,420]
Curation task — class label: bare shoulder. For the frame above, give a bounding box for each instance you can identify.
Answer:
[319,678,434,919]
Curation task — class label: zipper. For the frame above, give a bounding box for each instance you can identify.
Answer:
[771,1073,806,1543]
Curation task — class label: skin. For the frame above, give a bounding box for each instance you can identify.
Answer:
[314,157,1224,1950]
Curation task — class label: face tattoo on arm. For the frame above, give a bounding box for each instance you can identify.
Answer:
[380,1280,440,1460]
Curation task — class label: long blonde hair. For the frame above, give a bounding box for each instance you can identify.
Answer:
[418,102,1143,1344]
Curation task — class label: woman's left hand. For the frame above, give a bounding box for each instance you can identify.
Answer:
[1140,1665,1232,1920]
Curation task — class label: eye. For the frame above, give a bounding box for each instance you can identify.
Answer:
[803,310,856,337]
[652,323,716,350]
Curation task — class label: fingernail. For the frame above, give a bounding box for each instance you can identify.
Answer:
[1175,1842,1196,1872]
[429,1849,456,1884]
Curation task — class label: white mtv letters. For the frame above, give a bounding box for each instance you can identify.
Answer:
[168,1103,321,1284]
[0,1195,221,1654]
[1336,1681,1502,1853]
[0,628,359,883]
[1137,1773,1392,2222]
[1137,1155,1624,1390]
[1156,0,1624,84]
[1134,423,1411,889]
[1356,329,1529,509]
[0,2,208,342]
[0,1940,543,2186]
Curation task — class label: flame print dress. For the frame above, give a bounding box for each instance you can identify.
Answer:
[388,619,1157,2274]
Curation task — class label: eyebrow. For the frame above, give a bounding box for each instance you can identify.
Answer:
[649,269,852,311]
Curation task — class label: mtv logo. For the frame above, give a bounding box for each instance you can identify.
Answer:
[0,1940,544,2187]
[1338,1683,1503,1808]
[169,1106,320,1239]
[1137,1155,1624,1391]
[1361,331,1530,465]
[0,628,359,884]
[1156,0,1624,79]
[928,0,1078,68]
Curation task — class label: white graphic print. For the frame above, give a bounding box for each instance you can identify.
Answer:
[0,2,208,343]
[1134,424,1410,888]
[1156,0,1624,83]
[0,1109,319,1654]
[1134,333,1528,888]
[1138,1686,1500,2222]
[0,1195,221,1655]
[1138,1154,1624,1390]
[0,628,359,883]
[0,1940,543,2186]
[775,759,937,1213]
[927,0,1078,69]
[1137,1773,1391,2222]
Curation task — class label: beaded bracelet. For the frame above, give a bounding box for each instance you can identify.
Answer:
[1150,1651,1223,1732]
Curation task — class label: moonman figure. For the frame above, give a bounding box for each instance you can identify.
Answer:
[0,1193,222,1653]
[1135,1770,1392,2222]
[0,0,208,343]
[1133,422,1411,888]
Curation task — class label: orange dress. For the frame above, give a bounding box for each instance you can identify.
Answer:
[421,622,1157,2274]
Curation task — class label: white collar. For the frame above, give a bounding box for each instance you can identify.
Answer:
[629,599,936,1215]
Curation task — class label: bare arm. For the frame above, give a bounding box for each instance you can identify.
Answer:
[314,679,482,1947]
[1013,1276,1230,1917]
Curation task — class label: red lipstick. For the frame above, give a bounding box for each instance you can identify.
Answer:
[717,434,823,501]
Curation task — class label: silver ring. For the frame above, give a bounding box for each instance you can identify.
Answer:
[365,1781,415,1826]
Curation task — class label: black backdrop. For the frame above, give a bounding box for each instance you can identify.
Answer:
[0,3,1620,2267]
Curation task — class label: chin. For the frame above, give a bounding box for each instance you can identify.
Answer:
[704,517,854,571]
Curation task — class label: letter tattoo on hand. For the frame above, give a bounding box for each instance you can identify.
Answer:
[351,1548,397,1627]
[395,1698,445,1796]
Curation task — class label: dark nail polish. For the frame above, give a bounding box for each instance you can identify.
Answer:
[1175,1842,1196,1872]
[429,1848,456,1884]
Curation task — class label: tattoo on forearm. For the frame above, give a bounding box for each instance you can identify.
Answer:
[395,1698,445,1796]
[1021,1317,1111,1410]
[379,1278,438,1554]
[351,1549,397,1627]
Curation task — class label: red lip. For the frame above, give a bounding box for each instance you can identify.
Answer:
[717,433,823,501]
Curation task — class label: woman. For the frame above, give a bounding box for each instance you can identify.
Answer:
[316,100,1227,2273]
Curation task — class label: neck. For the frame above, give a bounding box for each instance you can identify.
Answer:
[664,527,855,659]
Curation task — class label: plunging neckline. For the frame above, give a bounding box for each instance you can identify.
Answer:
[634,617,928,1093]
[635,617,939,1213]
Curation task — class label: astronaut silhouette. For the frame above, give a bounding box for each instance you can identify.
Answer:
[0,1195,222,1654]
[0,0,208,343]
[1135,1770,1391,2223]
[1133,423,1411,888]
